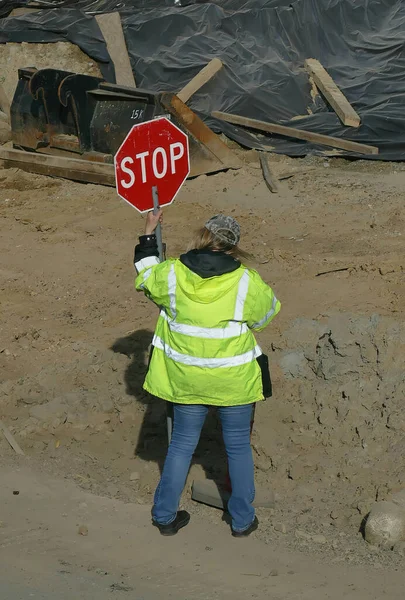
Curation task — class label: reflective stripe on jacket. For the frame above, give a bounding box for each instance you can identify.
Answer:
[135,255,280,405]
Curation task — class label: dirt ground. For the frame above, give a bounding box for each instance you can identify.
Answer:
[1,142,405,594]
[2,463,405,600]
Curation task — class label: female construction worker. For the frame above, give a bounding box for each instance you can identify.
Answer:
[134,212,280,537]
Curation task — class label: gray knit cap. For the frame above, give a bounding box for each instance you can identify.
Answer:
[205,214,240,246]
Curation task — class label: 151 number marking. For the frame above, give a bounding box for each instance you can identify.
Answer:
[131,109,145,120]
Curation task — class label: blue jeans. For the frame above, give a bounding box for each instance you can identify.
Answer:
[152,403,255,532]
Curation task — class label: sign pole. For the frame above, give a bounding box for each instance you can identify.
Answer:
[152,185,164,262]
[152,184,171,441]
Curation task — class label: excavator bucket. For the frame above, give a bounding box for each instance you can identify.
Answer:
[7,68,241,184]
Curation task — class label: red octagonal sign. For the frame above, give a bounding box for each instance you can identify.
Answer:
[114,117,190,213]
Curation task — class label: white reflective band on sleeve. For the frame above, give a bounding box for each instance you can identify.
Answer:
[135,255,160,274]
[160,311,248,338]
[251,294,279,329]
[168,264,177,319]
[234,269,250,321]
[153,335,261,368]
[139,267,152,290]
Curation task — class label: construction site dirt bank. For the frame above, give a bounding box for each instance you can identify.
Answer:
[1,147,405,571]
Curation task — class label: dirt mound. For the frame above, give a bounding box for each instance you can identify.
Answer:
[0,42,101,103]
[268,314,404,491]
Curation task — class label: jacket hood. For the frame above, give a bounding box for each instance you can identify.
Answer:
[180,249,240,278]
[178,249,243,304]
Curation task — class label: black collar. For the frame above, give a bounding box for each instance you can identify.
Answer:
[180,249,241,279]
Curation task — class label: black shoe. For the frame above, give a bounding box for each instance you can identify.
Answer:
[153,510,190,536]
[232,516,259,538]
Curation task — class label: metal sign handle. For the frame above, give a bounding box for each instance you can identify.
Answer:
[151,186,171,442]
[152,185,164,262]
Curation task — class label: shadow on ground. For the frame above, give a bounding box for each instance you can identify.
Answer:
[110,329,228,487]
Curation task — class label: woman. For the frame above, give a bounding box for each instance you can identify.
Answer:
[134,212,280,537]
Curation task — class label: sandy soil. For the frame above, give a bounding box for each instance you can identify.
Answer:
[1,462,405,600]
[1,147,405,590]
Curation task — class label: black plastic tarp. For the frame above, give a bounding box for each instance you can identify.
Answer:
[1,0,405,159]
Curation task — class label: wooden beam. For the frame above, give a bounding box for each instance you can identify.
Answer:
[160,93,242,175]
[177,58,223,103]
[258,152,279,193]
[305,58,360,128]
[96,12,136,88]
[0,420,25,456]
[212,111,378,155]
[0,148,115,186]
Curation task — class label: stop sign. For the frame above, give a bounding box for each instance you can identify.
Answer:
[114,117,190,213]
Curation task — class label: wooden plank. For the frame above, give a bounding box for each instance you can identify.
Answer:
[160,93,242,175]
[3,160,115,187]
[258,152,279,193]
[305,58,360,128]
[96,12,136,88]
[0,148,115,186]
[212,111,378,155]
[0,420,25,455]
[177,58,223,103]
[0,84,11,122]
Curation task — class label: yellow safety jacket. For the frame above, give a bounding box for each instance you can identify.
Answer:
[135,254,280,405]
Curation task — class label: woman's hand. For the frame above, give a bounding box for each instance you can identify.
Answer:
[145,209,163,235]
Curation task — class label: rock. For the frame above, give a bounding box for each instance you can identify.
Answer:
[295,529,311,541]
[78,525,89,536]
[364,501,405,547]
[318,406,337,426]
[295,512,311,526]
[356,498,374,516]
[279,351,313,379]
[269,569,279,576]
[16,381,48,406]
[386,412,405,432]
[287,464,303,481]
[274,522,287,534]
[110,583,133,593]
[29,398,67,422]
[311,534,327,544]
[129,471,140,482]
[32,441,46,452]
[98,398,115,413]
[116,395,132,406]
[392,541,405,557]
[392,489,405,509]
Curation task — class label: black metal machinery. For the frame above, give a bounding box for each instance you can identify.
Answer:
[10,67,241,178]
